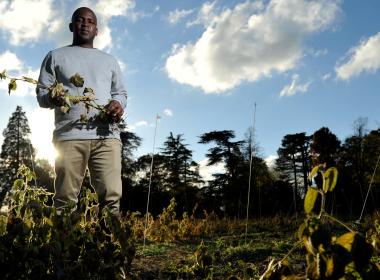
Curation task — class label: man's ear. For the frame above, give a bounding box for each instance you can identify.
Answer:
[69,23,73,32]
[95,27,98,36]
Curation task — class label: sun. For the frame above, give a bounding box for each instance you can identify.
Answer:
[29,108,57,166]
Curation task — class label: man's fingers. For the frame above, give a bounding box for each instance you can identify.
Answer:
[110,106,123,116]
[107,101,123,119]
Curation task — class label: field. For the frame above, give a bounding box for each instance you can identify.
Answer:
[125,198,380,279]
[1,166,380,279]
[130,216,304,279]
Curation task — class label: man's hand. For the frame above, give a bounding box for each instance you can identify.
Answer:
[49,94,65,107]
[106,100,124,122]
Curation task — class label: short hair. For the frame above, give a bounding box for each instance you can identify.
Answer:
[71,7,97,23]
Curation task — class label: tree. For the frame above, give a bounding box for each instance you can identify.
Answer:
[275,133,311,213]
[119,126,142,213]
[161,133,202,188]
[338,125,380,216]
[199,130,244,179]
[240,128,274,217]
[310,127,341,215]
[311,127,340,167]
[0,106,35,202]
[338,118,369,215]
[161,133,202,213]
[34,159,55,192]
[132,153,171,215]
[199,130,244,216]
[361,129,380,213]
[119,125,142,178]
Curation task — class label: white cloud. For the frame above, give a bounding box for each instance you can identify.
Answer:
[167,9,193,25]
[310,48,328,57]
[135,120,148,127]
[163,108,173,117]
[95,25,113,51]
[0,0,137,50]
[335,32,380,80]
[128,120,148,131]
[198,158,225,181]
[0,0,58,45]
[0,51,23,71]
[264,155,277,169]
[0,51,39,97]
[126,4,159,23]
[115,58,137,75]
[322,73,332,81]
[166,0,341,93]
[75,0,137,50]
[117,59,126,72]
[279,74,310,97]
[186,1,219,27]
[95,0,135,19]
[28,108,56,165]
[12,69,40,97]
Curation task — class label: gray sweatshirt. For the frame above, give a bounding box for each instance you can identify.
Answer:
[36,45,127,142]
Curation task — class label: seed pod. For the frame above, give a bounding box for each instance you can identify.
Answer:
[69,73,84,87]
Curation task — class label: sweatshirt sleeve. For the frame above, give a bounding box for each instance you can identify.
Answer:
[110,59,127,109]
[36,51,56,109]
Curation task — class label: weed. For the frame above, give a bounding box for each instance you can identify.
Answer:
[260,165,380,279]
[0,165,135,279]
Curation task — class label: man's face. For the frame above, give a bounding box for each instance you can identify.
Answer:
[70,8,98,45]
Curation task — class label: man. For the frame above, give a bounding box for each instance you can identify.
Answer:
[36,7,127,216]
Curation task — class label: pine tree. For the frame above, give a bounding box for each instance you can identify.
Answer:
[0,106,35,202]
[119,124,142,213]
[275,132,311,214]
[161,133,203,212]
[161,133,202,189]
[199,130,245,216]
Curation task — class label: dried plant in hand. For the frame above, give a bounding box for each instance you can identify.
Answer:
[1,70,113,123]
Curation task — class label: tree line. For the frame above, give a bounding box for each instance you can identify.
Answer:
[0,106,379,219]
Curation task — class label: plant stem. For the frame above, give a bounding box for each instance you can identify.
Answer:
[280,240,303,263]
[323,212,355,232]
[319,191,325,219]
[4,74,108,114]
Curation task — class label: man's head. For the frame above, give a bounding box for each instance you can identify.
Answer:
[69,7,98,47]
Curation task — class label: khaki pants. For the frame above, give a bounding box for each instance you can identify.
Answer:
[54,139,122,215]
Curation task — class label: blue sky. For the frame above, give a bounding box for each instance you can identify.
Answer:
[0,0,379,178]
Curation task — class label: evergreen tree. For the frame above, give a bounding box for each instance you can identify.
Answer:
[119,124,142,178]
[161,133,202,213]
[361,129,380,213]
[0,106,35,202]
[34,159,55,192]
[199,130,244,179]
[119,126,142,213]
[310,127,341,215]
[239,128,274,217]
[162,133,202,187]
[338,125,380,216]
[199,130,245,216]
[275,132,311,213]
[132,153,171,215]
[311,127,340,167]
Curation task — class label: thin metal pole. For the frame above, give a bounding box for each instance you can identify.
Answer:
[142,115,159,254]
[245,103,256,244]
[358,150,380,221]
